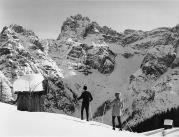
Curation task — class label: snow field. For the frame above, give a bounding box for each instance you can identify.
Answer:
[0,103,146,137]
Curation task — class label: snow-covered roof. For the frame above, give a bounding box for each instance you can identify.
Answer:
[13,73,45,93]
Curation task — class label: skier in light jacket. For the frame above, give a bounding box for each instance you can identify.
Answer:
[111,92,123,130]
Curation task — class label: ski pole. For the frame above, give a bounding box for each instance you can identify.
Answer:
[125,120,133,132]
[89,104,93,121]
[102,102,107,123]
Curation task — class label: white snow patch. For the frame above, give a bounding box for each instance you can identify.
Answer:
[143,128,179,137]
[92,41,108,47]
[0,102,147,137]
[67,38,81,47]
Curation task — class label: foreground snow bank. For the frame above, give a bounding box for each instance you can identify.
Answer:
[143,128,179,137]
[0,103,145,137]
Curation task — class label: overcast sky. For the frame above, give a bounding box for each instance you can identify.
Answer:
[1,0,179,39]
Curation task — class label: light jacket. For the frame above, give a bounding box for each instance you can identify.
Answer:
[112,98,123,116]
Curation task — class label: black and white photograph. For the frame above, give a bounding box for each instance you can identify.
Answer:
[0,0,179,136]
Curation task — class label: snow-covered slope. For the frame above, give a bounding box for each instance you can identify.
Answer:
[143,128,179,137]
[0,102,145,137]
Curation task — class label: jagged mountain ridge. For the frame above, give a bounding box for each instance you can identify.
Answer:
[0,24,78,114]
[1,14,179,132]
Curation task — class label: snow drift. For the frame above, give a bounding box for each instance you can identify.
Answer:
[0,102,145,137]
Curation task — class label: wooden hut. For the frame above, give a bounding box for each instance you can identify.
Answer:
[15,91,45,111]
[13,74,47,112]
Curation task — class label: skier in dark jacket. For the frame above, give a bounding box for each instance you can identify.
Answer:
[78,85,93,121]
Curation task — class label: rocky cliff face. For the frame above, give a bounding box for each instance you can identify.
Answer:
[1,14,179,132]
[46,37,116,75]
[50,14,117,75]
[121,25,179,131]
[0,24,77,114]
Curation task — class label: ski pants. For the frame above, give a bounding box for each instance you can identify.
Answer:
[81,103,89,121]
[112,116,122,129]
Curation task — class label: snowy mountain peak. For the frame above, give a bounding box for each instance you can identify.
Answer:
[1,15,179,133]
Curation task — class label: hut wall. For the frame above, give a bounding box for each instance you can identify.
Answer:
[17,92,44,112]
[17,94,29,111]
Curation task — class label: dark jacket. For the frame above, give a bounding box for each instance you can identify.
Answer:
[78,91,93,105]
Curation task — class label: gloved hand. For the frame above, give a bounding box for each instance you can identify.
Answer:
[73,93,78,99]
